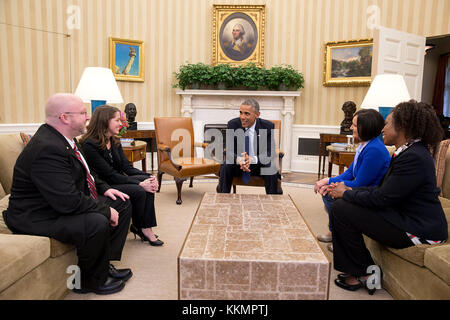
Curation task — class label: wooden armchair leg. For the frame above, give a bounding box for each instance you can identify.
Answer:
[232,185,237,194]
[189,176,194,188]
[174,177,187,205]
[157,171,164,192]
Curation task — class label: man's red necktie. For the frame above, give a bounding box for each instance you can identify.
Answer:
[73,144,98,200]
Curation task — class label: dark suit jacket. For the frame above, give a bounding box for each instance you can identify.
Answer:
[81,137,150,185]
[343,142,448,240]
[226,117,276,169]
[3,124,111,237]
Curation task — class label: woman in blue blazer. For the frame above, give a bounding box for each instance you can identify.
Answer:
[314,109,391,243]
[329,100,447,295]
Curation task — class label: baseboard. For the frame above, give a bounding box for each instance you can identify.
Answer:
[290,124,341,175]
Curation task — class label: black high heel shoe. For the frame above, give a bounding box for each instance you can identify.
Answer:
[130,224,163,246]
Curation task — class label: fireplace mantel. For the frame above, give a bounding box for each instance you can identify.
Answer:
[176,89,301,172]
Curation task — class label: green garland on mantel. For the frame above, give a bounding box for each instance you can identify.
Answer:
[173,62,304,91]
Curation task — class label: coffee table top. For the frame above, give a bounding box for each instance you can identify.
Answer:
[179,193,329,264]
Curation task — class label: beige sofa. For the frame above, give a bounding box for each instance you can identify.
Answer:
[0,133,77,299]
[365,141,450,300]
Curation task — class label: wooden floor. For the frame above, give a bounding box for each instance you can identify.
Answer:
[154,171,323,186]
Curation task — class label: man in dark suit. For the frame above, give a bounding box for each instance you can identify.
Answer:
[2,93,133,295]
[218,98,280,194]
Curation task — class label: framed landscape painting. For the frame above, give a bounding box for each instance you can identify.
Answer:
[109,37,144,82]
[323,38,373,86]
[212,5,265,66]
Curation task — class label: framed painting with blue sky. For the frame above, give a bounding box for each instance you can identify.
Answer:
[109,37,144,82]
[323,38,373,86]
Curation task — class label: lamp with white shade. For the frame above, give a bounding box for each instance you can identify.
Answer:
[360,74,411,119]
[74,67,124,113]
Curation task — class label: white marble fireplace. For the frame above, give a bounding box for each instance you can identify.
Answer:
[176,89,300,172]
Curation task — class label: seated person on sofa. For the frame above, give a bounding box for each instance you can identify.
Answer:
[2,93,133,295]
[217,98,281,194]
[328,100,448,295]
[314,109,391,246]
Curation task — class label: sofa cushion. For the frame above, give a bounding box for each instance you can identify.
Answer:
[440,143,450,199]
[0,134,25,194]
[386,244,430,267]
[19,132,32,146]
[439,197,450,209]
[50,238,75,258]
[0,182,5,199]
[424,244,450,285]
[0,194,12,234]
[434,139,450,196]
[0,234,50,292]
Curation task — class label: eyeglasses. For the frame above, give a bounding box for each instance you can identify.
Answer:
[63,111,88,116]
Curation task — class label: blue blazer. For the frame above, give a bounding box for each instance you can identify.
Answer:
[329,137,390,188]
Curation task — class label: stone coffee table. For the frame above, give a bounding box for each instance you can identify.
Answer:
[178,193,330,300]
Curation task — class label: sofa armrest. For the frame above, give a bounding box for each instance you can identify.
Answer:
[424,244,450,285]
[0,195,12,235]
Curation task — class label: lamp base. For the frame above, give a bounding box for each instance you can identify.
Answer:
[378,107,393,119]
[378,107,393,143]
[91,100,107,113]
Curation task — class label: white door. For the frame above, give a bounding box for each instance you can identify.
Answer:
[372,26,426,100]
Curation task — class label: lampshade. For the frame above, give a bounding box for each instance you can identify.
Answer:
[360,74,410,111]
[74,67,124,104]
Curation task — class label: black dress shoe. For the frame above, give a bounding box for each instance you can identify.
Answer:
[149,238,164,246]
[334,276,376,295]
[337,273,351,281]
[109,264,133,282]
[72,277,124,295]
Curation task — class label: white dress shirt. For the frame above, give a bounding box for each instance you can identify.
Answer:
[246,121,258,164]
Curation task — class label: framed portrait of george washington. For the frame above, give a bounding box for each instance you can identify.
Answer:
[323,38,373,86]
[109,37,144,82]
[212,5,265,66]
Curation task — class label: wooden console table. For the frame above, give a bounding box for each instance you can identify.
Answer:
[121,130,155,172]
[318,133,349,178]
[122,141,147,172]
[326,145,355,177]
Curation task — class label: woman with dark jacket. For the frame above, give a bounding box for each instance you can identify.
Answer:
[329,100,448,294]
[80,105,163,246]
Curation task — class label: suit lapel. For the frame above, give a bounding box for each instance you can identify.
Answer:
[254,118,261,156]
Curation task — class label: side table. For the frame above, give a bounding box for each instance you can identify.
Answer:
[326,145,355,177]
[122,140,147,172]
[121,130,155,172]
[318,133,349,178]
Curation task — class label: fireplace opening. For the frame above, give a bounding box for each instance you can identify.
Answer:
[203,123,227,160]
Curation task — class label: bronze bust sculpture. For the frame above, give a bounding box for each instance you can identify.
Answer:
[340,101,356,135]
[124,103,137,130]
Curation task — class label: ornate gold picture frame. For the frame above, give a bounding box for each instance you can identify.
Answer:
[109,37,144,82]
[212,5,265,66]
[323,38,373,87]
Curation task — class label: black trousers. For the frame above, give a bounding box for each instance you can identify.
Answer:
[330,199,413,277]
[111,175,157,228]
[48,195,131,288]
[218,163,279,194]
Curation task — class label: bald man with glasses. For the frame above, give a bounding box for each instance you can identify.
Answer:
[3,93,133,295]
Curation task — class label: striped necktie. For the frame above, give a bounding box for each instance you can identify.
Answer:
[73,144,98,200]
[242,131,251,184]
